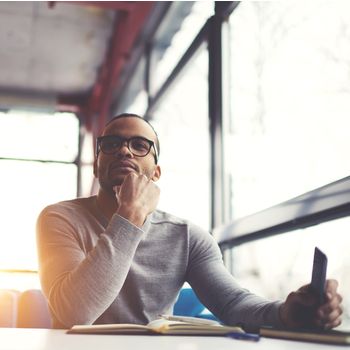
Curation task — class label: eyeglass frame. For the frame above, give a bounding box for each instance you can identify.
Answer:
[96,135,159,164]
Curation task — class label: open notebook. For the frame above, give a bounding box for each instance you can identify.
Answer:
[67,317,244,336]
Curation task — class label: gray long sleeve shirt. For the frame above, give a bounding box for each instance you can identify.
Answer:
[36,196,282,330]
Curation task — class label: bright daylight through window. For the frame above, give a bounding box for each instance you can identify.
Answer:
[125,1,213,230]
[0,111,78,289]
[225,1,350,327]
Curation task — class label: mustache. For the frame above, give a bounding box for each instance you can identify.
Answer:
[109,159,140,173]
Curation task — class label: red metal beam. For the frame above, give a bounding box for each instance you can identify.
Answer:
[50,1,154,132]
[86,2,155,135]
[48,1,136,11]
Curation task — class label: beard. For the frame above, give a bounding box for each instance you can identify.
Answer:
[98,174,124,196]
[98,166,154,196]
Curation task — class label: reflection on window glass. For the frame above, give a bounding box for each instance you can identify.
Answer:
[152,1,213,93]
[231,217,350,329]
[0,111,78,162]
[150,47,210,230]
[226,1,350,219]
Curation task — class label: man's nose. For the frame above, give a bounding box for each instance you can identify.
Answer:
[115,141,132,157]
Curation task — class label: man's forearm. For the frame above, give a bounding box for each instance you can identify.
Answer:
[38,214,144,327]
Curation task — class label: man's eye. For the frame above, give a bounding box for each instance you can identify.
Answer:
[103,141,118,150]
[132,140,149,151]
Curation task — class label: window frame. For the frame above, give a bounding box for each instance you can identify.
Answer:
[109,0,350,255]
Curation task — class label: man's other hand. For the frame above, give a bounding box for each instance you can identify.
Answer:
[279,279,343,329]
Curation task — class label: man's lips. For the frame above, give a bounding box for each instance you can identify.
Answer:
[110,161,139,173]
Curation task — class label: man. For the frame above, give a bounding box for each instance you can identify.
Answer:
[37,113,342,331]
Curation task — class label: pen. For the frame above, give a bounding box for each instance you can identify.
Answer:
[226,332,260,342]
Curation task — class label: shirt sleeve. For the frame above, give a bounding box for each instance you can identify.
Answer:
[185,224,283,332]
[36,205,144,328]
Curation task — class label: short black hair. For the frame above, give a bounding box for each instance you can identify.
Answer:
[104,113,160,160]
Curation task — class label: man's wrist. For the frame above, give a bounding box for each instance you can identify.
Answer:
[116,205,147,228]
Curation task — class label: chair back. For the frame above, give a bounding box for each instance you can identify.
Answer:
[0,289,20,327]
[17,289,52,328]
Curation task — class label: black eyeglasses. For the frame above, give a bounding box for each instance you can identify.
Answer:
[96,135,158,163]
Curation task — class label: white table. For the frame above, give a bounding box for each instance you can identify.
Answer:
[0,328,342,350]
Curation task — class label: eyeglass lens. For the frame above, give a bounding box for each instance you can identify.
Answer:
[100,136,151,157]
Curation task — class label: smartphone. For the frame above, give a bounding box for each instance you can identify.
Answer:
[310,247,328,304]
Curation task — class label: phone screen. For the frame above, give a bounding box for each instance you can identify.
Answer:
[310,247,328,304]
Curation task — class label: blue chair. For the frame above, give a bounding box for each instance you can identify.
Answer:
[174,287,205,316]
[174,287,218,321]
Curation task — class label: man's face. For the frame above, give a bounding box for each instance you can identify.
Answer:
[94,117,161,195]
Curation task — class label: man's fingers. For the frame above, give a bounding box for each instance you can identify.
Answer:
[282,279,343,330]
[318,297,343,320]
[315,289,343,329]
[290,290,317,307]
[324,317,342,330]
[316,312,342,330]
[298,284,312,294]
[325,279,339,296]
[320,293,343,314]
[113,185,121,193]
[320,305,343,322]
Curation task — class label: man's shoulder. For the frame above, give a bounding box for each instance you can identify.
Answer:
[151,209,189,226]
[151,210,208,235]
[151,211,217,250]
[40,196,96,216]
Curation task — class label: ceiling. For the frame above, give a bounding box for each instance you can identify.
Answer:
[0,1,162,131]
[0,2,115,94]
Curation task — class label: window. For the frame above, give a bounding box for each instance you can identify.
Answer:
[151,1,214,94]
[226,1,350,219]
[232,217,350,329]
[120,2,213,230]
[151,47,210,230]
[223,1,350,328]
[80,129,95,197]
[0,111,79,289]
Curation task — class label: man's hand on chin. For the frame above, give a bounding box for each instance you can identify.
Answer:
[115,173,160,227]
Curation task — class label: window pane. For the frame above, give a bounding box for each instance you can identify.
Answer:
[114,56,147,115]
[224,1,350,330]
[230,217,350,329]
[0,271,40,291]
[0,160,77,270]
[226,1,350,219]
[152,1,213,94]
[151,47,210,230]
[0,160,77,271]
[81,164,94,197]
[124,90,148,116]
[0,111,79,162]
[80,131,94,197]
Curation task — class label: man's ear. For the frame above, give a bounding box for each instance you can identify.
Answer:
[152,165,161,182]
